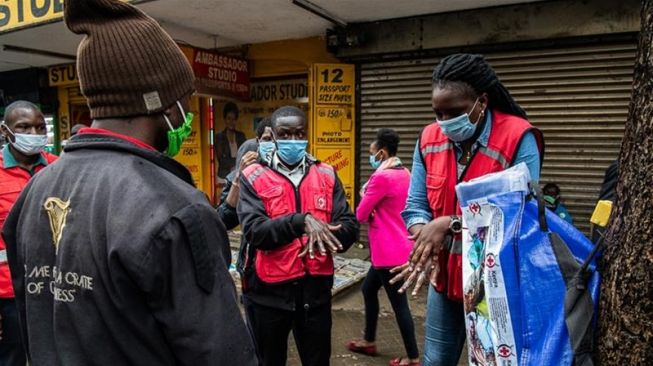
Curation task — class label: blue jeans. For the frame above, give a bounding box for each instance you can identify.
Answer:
[423,286,466,366]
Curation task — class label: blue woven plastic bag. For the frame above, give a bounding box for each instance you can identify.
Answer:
[456,163,600,366]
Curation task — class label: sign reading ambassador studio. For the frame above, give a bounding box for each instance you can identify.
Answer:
[192,49,250,101]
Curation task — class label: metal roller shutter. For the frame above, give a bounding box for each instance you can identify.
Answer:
[358,40,636,241]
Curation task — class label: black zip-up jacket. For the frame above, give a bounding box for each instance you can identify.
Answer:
[237,157,359,310]
[217,170,239,230]
[1,133,257,366]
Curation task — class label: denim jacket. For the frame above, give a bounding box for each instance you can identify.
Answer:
[402,110,541,229]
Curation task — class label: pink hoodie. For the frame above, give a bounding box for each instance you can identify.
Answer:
[356,167,412,268]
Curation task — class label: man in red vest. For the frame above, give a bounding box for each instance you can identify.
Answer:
[391,54,544,366]
[238,106,359,366]
[0,101,57,365]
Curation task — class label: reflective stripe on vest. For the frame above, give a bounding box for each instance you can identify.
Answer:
[421,142,453,157]
[246,166,268,185]
[478,145,510,169]
[316,165,336,178]
[422,143,508,169]
[0,250,6,264]
[419,110,542,302]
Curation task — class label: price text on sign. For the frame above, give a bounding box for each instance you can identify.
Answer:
[315,107,353,145]
[315,65,355,105]
[182,131,199,147]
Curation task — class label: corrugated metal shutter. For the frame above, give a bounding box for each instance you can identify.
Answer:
[358,40,636,241]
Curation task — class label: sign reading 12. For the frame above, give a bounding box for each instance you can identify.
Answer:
[320,68,344,83]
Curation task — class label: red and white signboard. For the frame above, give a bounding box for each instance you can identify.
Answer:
[192,49,250,101]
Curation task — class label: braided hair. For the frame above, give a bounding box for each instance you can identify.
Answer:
[432,54,527,119]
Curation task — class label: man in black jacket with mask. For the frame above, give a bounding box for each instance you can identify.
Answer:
[0,1,256,365]
[238,106,359,366]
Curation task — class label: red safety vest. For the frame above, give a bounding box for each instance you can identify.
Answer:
[243,162,336,284]
[0,150,58,298]
[420,110,543,301]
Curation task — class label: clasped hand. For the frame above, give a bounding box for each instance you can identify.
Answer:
[389,216,452,296]
[299,214,343,258]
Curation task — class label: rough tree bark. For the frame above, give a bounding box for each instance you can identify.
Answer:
[596,0,653,364]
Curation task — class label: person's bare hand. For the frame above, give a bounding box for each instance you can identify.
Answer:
[408,216,451,273]
[389,224,424,288]
[389,217,450,295]
[239,151,258,171]
[390,258,438,296]
[390,262,411,286]
[299,215,343,259]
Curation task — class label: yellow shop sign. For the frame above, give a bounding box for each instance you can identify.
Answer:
[48,63,78,86]
[0,0,132,34]
[1,0,65,33]
[310,64,356,208]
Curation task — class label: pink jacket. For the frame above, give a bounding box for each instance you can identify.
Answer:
[356,167,412,268]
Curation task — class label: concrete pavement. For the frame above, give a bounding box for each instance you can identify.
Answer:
[231,238,469,365]
[286,245,469,366]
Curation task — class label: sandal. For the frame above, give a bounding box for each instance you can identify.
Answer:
[389,357,421,366]
[346,340,377,356]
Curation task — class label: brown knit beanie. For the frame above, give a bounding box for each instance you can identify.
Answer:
[64,0,195,119]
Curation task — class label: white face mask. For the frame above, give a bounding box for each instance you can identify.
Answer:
[1,123,48,156]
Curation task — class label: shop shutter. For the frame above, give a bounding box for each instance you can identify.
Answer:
[358,40,636,242]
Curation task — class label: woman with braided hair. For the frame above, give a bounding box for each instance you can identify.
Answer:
[390,54,544,365]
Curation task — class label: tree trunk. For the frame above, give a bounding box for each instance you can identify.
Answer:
[596,1,653,364]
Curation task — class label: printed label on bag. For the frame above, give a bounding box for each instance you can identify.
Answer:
[462,203,518,366]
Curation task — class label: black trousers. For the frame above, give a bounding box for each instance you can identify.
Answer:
[244,298,332,366]
[362,267,419,359]
[0,298,26,366]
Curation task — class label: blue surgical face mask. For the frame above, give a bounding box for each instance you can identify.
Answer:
[369,151,382,169]
[437,98,482,142]
[2,124,48,156]
[276,140,308,165]
[258,140,275,159]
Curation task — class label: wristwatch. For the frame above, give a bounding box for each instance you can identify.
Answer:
[449,215,463,234]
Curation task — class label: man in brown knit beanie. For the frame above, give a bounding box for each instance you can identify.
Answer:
[1,1,257,365]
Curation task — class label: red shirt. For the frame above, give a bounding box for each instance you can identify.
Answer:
[77,128,156,151]
[0,145,58,298]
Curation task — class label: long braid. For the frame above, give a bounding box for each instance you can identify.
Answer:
[432,54,527,119]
